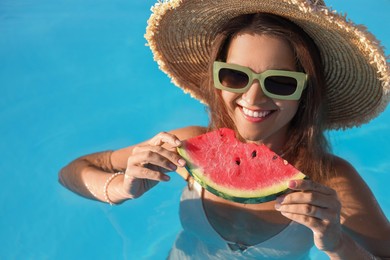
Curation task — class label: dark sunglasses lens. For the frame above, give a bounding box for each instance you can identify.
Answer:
[218,68,249,89]
[264,76,298,95]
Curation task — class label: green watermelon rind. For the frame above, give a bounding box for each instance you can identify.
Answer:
[188,165,291,203]
[177,146,306,204]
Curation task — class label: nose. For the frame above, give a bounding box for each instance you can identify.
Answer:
[241,79,268,105]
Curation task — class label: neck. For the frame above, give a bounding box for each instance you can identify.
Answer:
[242,128,289,156]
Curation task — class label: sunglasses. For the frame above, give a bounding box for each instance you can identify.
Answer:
[213,61,308,100]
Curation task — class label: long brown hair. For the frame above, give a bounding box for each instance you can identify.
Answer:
[201,13,334,182]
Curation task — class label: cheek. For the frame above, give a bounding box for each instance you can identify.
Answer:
[221,91,239,109]
[220,91,241,123]
[275,100,299,118]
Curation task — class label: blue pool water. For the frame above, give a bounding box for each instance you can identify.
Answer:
[1,0,388,259]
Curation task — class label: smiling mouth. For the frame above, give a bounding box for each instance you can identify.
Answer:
[242,107,274,119]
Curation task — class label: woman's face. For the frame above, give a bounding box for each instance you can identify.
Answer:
[221,33,299,150]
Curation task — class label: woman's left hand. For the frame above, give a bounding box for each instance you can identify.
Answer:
[275,179,342,252]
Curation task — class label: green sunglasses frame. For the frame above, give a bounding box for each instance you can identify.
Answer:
[213,61,308,100]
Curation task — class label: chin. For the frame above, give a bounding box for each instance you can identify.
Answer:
[236,127,266,143]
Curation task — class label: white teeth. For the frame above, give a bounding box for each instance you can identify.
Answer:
[242,107,271,118]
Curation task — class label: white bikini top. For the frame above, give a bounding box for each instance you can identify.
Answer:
[170,182,314,259]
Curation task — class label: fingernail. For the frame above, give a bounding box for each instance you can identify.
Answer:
[178,159,186,166]
[274,203,281,210]
[169,163,177,171]
[276,196,285,204]
[175,140,182,146]
[163,175,170,181]
[289,180,297,189]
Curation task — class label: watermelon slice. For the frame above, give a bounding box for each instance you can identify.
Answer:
[177,128,305,203]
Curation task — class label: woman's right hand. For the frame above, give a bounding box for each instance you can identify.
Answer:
[120,132,186,199]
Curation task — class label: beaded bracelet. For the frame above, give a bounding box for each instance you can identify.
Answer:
[103,172,124,205]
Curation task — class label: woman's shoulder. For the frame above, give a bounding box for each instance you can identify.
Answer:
[169,125,208,140]
[326,154,364,189]
[325,155,375,213]
[327,156,390,250]
[330,155,356,178]
[327,154,387,220]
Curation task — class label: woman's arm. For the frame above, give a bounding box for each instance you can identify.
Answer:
[58,126,206,204]
[58,150,119,202]
[327,157,390,259]
[275,156,390,259]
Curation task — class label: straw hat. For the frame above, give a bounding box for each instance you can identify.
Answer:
[145,0,389,129]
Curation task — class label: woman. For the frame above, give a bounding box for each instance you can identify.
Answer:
[59,0,390,259]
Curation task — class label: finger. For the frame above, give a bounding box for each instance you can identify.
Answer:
[275,203,335,221]
[125,165,170,182]
[288,179,336,196]
[128,150,180,172]
[132,145,186,167]
[278,210,341,239]
[278,211,323,230]
[278,191,339,209]
[149,132,182,147]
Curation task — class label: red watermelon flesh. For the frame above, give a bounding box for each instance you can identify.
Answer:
[177,128,305,203]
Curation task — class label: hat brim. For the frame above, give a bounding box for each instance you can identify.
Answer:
[145,0,389,129]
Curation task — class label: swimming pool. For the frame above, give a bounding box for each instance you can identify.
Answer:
[1,0,388,259]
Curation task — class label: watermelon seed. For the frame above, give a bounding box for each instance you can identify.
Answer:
[272,155,278,160]
[251,150,257,158]
[235,158,241,165]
